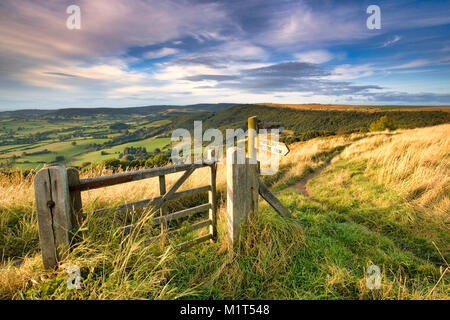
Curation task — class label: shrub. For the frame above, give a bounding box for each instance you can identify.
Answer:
[54,155,65,162]
[101,158,120,169]
[369,116,397,132]
[151,153,169,167]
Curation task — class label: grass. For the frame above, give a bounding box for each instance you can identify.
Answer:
[0,124,448,299]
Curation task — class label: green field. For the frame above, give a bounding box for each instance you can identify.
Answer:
[72,137,171,166]
[0,114,174,170]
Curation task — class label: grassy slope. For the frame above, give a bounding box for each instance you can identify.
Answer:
[0,125,448,299]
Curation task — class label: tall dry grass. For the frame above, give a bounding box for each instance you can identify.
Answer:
[339,124,450,214]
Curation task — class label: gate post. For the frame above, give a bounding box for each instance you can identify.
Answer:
[226,148,259,249]
[34,165,72,269]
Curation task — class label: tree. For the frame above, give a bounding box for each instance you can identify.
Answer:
[152,153,169,167]
[369,116,397,132]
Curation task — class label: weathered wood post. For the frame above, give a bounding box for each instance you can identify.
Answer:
[34,165,72,269]
[207,149,218,242]
[158,175,167,247]
[226,148,259,249]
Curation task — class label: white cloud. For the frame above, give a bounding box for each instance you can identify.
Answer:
[18,59,148,91]
[144,47,179,59]
[257,3,367,47]
[324,64,374,80]
[294,50,333,64]
[389,59,430,70]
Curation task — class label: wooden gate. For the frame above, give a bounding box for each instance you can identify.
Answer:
[34,159,217,269]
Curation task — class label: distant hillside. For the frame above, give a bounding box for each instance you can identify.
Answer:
[257,103,450,112]
[196,104,450,135]
[0,103,237,119]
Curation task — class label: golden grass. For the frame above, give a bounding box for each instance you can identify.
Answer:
[277,133,364,181]
[339,124,450,214]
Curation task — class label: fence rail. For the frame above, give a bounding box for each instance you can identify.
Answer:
[70,162,208,192]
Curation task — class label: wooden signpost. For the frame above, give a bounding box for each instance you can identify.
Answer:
[226,116,292,249]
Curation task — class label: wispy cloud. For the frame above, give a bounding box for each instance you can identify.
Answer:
[144,47,179,60]
[382,35,401,47]
[294,50,334,64]
[389,59,431,70]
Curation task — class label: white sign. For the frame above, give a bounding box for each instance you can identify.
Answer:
[259,140,289,156]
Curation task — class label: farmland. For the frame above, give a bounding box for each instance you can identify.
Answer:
[0,115,172,170]
[1,104,449,171]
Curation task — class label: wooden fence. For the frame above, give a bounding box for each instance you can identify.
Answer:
[34,157,217,269]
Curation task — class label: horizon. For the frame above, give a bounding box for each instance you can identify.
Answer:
[1,0,450,111]
[2,103,450,113]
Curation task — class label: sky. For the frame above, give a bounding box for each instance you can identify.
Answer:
[0,0,449,111]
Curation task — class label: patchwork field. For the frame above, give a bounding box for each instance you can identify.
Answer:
[0,114,173,170]
[71,137,171,166]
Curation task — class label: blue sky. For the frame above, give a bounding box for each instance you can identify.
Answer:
[0,0,449,110]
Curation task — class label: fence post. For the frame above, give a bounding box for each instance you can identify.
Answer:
[226,149,259,249]
[158,175,167,246]
[34,165,72,269]
[67,167,83,231]
[207,149,218,242]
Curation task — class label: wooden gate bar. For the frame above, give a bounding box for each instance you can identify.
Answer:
[148,219,211,242]
[175,234,213,249]
[148,166,196,216]
[153,203,211,224]
[92,185,211,216]
[71,162,208,192]
[258,178,292,218]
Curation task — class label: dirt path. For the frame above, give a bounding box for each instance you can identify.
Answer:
[291,161,333,198]
[291,146,349,198]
